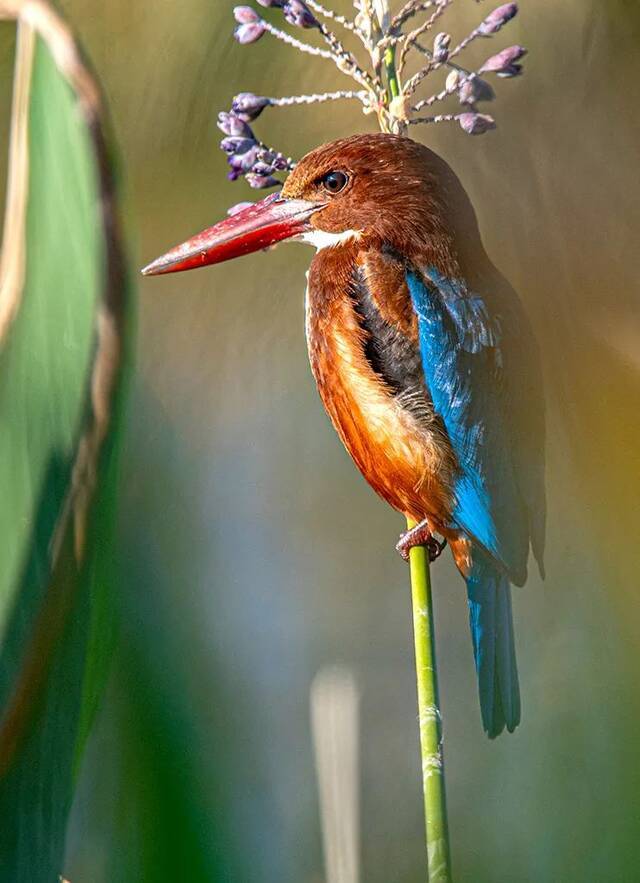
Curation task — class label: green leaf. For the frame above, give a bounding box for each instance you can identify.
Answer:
[0,5,131,880]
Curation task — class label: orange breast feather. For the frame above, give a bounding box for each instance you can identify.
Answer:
[304,246,456,527]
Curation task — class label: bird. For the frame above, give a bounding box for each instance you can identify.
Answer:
[142,133,546,738]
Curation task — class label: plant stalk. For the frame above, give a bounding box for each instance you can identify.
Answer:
[373,5,451,878]
[384,44,401,99]
[407,518,452,882]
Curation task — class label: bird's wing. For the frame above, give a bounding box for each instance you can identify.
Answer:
[406,265,539,584]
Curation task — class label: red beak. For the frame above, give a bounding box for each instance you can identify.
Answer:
[141,193,324,277]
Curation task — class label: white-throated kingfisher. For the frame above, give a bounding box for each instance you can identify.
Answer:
[143,134,546,738]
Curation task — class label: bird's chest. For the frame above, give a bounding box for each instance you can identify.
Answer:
[304,254,455,521]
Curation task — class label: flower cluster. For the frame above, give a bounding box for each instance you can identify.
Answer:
[218,108,294,189]
[220,1,527,200]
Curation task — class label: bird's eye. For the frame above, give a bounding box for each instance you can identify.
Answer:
[320,170,348,195]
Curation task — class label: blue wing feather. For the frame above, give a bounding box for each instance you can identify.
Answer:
[406,266,529,581]
[406,265,542,737]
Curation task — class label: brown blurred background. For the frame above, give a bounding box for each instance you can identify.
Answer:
[3,1,639,880]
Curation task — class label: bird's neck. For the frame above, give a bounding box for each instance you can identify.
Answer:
[310,223,489,281]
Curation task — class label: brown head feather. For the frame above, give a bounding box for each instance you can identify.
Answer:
[282,133,484,272]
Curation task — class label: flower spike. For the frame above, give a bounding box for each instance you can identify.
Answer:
[220,0,527,189]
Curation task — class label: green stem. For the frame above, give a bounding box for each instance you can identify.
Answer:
[384,44,401,99]
[380,42,408,134]
[374,8,450,877]
[407,519,452,882]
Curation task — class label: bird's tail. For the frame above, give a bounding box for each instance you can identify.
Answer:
[466,553,521,738]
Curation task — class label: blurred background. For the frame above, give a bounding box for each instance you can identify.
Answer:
[2,0,639,880]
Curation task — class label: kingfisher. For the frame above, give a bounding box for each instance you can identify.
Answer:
[143,133,546,738]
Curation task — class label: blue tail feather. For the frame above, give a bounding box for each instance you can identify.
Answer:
[466,554,520,738]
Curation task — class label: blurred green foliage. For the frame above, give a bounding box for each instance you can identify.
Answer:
[0,16,129,883]
[1,1,639,880]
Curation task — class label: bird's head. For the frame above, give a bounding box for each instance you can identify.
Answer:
[142,133,480,277]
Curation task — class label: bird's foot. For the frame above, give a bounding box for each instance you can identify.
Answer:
[396,520,447,563]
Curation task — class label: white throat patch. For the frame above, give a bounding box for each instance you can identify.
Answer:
[298,228,362,252]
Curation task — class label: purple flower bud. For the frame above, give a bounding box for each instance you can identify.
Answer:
[226,156,247,174]
[233,5,260,23]
[433,32,451,64]
[234,22,265,43]
[227,146,260,173]
[479,45,527,76]
[283,0,318,28]
[445,69,462,92]
[272,155,291,171]
[478,3,518,36]
[458,76,495,105]
[252,161,276,176]
[217,111,254,138]
[228,202,254,216]
[256,148,291,171]
[256,0,284,5]
[232,92,272,121]
[220,136,257,155]
[227,169,242,181]
[458,112,497,135]
[246,172,281,189]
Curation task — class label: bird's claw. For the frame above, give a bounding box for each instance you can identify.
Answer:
[426,535,447,563]
[396,526,447,563]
